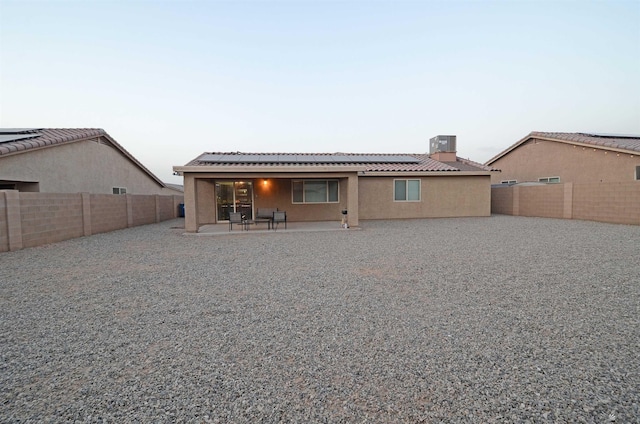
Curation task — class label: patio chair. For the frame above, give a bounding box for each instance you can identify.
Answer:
[255,207,276,229]
[272,211,287,230]
[229,212,244,231]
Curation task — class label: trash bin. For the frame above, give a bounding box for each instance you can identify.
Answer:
[178,203,185,217]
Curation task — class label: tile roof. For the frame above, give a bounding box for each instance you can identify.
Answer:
[486,131,640,165]
[186,152,494,172]
[0,128,106,156]
[0,128,166,187]
[533,132,640,152]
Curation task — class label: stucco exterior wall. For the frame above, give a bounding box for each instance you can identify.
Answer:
[196,179,216,225]
[490,139,640,184]
[189,174,355,227]
[182,172,489,230]
[359,175,491,219]
[0,138,179,195]
[257,178,347,222]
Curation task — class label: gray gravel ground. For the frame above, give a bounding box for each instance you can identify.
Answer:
[1,215,639,423]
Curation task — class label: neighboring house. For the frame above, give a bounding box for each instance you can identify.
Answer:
[0,128,182,195]
[486,132,640,185]
[173,135,494,232]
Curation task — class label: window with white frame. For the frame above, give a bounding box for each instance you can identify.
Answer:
[538,177,560,183]
[394,179,420,201]
[112,187,127,194]
[501,180,517,184]
[292,180,339,203]
[635,166,640,180]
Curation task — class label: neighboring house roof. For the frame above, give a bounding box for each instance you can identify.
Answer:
[165,183,184,192]
[486,131,640,165]
[0,128,167,188]
[184,152,494,173]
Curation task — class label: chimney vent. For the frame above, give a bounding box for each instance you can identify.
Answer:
[429,135,457,162]
[429,135,457,154]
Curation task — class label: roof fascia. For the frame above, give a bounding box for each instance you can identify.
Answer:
[485,132,534,165]
[533,136,639,155]
[359,170,492,177]
[486,133,639,165]
[181,171,359,179]
[0,133,95,158]
[0,131,167,188]
[101,133,166,187]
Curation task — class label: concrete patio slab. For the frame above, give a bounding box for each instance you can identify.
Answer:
[185,220,360,236]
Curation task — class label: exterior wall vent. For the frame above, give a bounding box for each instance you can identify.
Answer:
[429,135,457,154]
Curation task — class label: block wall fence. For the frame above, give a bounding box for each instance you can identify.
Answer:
[0,191,184,252]
[491,182,639,225]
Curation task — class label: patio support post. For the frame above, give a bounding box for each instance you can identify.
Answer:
[347,174,359,227]
[184,174,199,232]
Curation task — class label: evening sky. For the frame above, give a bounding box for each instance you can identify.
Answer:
[1,0,639,184]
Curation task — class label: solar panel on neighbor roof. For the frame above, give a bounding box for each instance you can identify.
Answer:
[582,133,640,139]
[0,128,42,134]
[0,133,42,144]
[199,153,421,164]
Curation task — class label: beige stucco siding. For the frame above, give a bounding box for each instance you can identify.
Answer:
[0,139,177,195]
[490,139,640,184]
[359,175,491,219]
[182,171,490,231]
[193,177,350,225]
[257,178,350,222]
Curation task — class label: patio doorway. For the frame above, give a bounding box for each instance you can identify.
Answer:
[216,181,254,221]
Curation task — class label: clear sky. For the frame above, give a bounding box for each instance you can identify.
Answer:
[1,0,639,185]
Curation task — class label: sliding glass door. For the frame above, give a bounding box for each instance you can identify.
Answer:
[216,181,253,221]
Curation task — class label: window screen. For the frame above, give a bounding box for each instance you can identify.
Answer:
[394,179,420,201]
[292,180,339,203]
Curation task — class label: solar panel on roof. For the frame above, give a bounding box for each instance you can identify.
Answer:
[198,153,421,164]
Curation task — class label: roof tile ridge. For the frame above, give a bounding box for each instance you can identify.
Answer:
[456,156,484,166]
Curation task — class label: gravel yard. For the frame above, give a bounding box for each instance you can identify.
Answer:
[1,215,638,423]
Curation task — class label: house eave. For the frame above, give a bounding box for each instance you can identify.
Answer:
[486,132,640,165]
[359,170,492,177]
[173,165,491,177]
[101,133,167,188]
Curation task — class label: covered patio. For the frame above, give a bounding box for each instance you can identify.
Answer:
[175,170,360,233]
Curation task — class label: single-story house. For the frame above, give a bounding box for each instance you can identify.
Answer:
[173,136,495,232]
[0,128,183,195]
[486,132,640,185]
